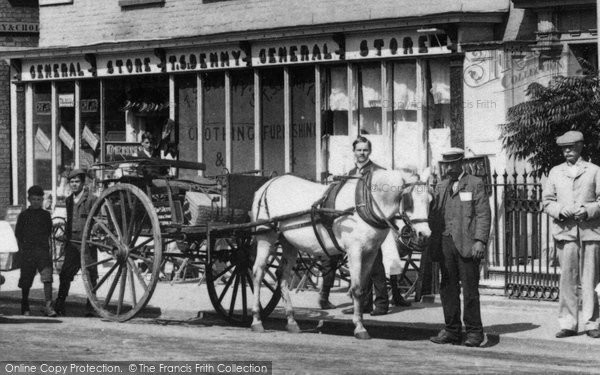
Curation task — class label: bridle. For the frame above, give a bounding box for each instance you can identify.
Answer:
[369,181,430,252]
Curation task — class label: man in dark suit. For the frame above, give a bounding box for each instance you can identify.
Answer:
[429,148,491,347]
[319,136,390,315]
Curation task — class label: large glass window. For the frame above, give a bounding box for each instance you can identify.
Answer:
[291,66,316,179]
[33,83,52,190]
[231,71,255,173]
[261,68,285,175]
[357,63,382,135]
[80,81,101,170]
[392,61,420,168]
[56,81,76,202]
[202,72,225,176]
[427,59,451,129]
[176,74,198,179]
[322,65,348,136]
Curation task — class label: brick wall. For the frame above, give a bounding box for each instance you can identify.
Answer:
[39,0,509,47]
[0,0,38,207]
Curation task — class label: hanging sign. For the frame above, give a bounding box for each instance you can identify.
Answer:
[23,58,93,81]
[58,126,75,151]
[167,45,250,72]
[97,53,162,77]
[58,94,74,107]
[105,142,141,161]
[346,31,451,60]
[82,124,99,150]
[35,127,51,151]
[252,37,343,67]
[36,101,51,115]
[81,99,98,113]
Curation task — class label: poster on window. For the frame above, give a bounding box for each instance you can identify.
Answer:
[35,127,51,151]
[83,124,99,150]
[59,126,75,151]
[58,93,75,107]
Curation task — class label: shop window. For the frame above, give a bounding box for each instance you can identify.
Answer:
[291,66,316,180]
[104,76,169,161]
[392,61,420,168]
[567,43,598,75]
[427,59,451,129]
[33,82,52,191]
[176,74,198,179]
[321,65,348,136]
[202,72,226,176]
[261,68,285,176]
[80,81,101,171]
[357,63,382,135]
[231,71,255,173]
[56,81,75,203]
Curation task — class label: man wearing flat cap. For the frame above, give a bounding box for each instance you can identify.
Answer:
[543,130,600,339]
[54,169,98,316]
[429,147,491,347]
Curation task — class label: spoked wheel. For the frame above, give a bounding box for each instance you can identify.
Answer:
[205,233,282,325]
[51,217,66,273]
[81,184,162,322]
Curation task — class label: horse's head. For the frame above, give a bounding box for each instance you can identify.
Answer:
[395,170,432,252]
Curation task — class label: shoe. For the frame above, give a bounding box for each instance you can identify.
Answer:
[464,334,484,347]
[555,329,577,338]
[319,299,336,310]
[586,329,600,338]
[430,330,462,345]
[392,295,412,307]
[370,308,388,316]
[43,304,58,318]
[53,299,66,316]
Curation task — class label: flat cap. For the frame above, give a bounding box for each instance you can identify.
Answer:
[556,130,584,146]
[440,147,465,163]
[27,185,44,196]
[67,168,87,180]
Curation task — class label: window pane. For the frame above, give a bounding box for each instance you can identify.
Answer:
[428,59,451,129]
[231,71,255,173]
[322,65,348,136]
[176,74,198,179]
[261,68,285,175]
[392,61,420,168]
[80,81,101,170]
[358,63,382,135]
[291,66,315,179]
[203,72,226,176]
[33,83,52,191]
[56,81,75,203]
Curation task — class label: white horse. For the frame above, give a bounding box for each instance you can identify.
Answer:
[250,169,432,339]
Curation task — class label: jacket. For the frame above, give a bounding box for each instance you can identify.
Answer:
[542,159,600,241]
[430,174,491,258]
[66,188,97,242]
[348,160,384,177]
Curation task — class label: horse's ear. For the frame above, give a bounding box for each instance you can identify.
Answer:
[420,167,432,183]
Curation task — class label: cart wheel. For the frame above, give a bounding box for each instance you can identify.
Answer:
[206,234,282,325]
[81,184,162,322]
[51,217,66,273]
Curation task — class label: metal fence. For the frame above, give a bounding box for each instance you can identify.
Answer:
[487,171,560,301]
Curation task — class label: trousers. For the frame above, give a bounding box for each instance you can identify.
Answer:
[439,235,483,336]
[557,240,600,331]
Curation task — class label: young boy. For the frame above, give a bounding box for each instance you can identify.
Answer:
[15,185,57,317]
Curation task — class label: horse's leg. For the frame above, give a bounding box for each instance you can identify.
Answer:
[278,237,300,333]
[348,246,378,340]
[251,231,277,332]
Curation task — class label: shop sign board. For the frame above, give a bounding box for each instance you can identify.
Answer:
[81,99,98,113]
[83,125,99,150]
[35,127,51,152]
[23,58,94,81]
[58,126,74,151]
[58,94,74,107]
[36,101,51,115]
[345,31,451,60]
[252,37,343,67]
[97,53,162,77]
[0,22,39,33]
[105,142,141,161]
[167,45,250,73]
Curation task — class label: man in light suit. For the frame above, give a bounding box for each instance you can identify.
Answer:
[429,148,491,347]
[543,130,600,339]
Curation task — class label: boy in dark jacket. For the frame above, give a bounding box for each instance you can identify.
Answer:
[15,185,57,317]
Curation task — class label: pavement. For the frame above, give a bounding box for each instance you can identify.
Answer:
[1,269,599,348]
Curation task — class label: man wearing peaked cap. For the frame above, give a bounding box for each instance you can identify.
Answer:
[67,168,87,180]
[429,147,491,347]
[543,130,600,339]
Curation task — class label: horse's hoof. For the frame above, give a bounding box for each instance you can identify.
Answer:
[251,323,265,333]
[286,322,301,334]
[354,330,371,340]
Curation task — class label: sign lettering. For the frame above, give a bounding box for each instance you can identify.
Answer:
[23,59,93,81]
[0,22,39,33]
[97,54,159,77]
[252,38,343,67]
[346,31,451,60]
[167,47,250,72]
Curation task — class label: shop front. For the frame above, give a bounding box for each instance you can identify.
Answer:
[9,27,468,208]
